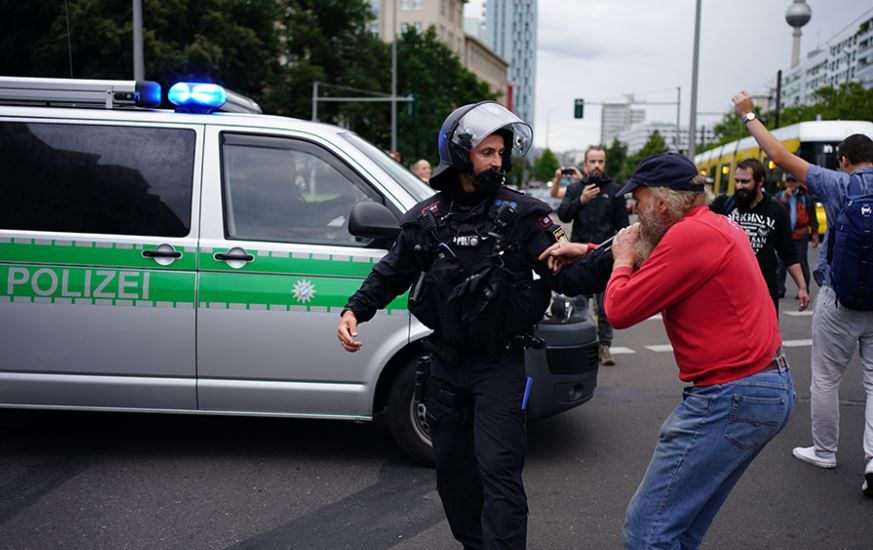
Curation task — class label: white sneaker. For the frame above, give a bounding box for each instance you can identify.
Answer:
[792,446,836,469]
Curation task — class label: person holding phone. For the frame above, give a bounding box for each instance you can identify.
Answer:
[550,165,582,199]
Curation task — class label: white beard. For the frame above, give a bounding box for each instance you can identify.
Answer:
[635,201,670,266]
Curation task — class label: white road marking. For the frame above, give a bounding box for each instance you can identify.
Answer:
[646,314,663,320]
[609,346,636,355]
[645,344,674,353]
[783,310,813,317]
[782,339,812,348]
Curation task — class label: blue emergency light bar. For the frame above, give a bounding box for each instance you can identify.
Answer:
[168,82,227,113]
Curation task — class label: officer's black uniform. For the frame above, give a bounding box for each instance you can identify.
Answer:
[343,102,610,550]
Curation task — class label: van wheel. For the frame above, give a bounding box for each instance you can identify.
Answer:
[387,359,434,467]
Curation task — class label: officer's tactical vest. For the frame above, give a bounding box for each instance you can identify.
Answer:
[401,187,552,359]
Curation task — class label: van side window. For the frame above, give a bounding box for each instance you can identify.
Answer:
[220,133,379,246]
[0,122,195,236]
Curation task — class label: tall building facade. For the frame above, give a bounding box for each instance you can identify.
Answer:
[774,14,873,108]
[484,0,538,125]
[370,0,466,56]
[600,96,645,145]
[369,1,509,105]
[616,122,716,155]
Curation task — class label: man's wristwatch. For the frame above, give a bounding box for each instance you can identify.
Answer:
[742,112,757,124]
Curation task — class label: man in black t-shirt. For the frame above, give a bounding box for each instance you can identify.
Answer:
[710,158,809,313]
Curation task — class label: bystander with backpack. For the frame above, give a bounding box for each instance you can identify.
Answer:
[775,173,819,298]
[732,89,873,498]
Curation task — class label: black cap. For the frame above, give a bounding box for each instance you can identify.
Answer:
[618,152,704,196]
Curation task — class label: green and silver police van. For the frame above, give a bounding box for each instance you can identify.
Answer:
[0,77,599,465]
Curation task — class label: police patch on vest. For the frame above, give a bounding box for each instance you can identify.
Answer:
[551,226,568,243]
[452,234,481,247]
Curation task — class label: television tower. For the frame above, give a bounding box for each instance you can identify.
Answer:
[786,1,812,69]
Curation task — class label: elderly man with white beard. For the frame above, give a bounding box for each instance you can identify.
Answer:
[540,152,795,549]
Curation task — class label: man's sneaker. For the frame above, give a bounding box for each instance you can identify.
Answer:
[599,343,616,366]
[792,446,836,469]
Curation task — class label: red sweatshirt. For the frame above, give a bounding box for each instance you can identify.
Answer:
[605,205,782,385]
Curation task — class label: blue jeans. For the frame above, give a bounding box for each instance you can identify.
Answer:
[624,363,794,550]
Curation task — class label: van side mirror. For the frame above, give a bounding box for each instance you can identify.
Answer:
[349,201,400,241]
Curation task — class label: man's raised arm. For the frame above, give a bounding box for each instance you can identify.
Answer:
[732,90,810,184]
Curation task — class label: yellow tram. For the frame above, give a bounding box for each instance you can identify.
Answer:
[694,120,873,229]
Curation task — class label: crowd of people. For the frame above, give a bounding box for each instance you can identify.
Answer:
[349,91,873,549]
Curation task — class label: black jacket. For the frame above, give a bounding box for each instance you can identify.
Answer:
[556,175,629,244]
[345,187,612,331]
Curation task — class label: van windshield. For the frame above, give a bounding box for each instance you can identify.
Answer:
[341,133,435,203]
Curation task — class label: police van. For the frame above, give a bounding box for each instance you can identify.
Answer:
[0,77,599,465]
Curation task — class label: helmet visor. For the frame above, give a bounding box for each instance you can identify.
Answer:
[452,102,533,156]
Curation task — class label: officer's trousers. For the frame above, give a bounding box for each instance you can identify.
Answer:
[426,351,528,550]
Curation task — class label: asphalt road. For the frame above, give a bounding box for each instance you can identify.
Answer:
[2,285,872,549]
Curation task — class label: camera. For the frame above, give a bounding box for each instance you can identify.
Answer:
[561,167,576,176]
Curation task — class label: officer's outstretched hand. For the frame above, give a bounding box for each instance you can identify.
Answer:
[337,310,363,352]
[538,241,590,274]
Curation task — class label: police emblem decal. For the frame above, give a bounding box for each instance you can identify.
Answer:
[292,279,316,303]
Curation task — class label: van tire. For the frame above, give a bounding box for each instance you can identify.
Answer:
[387,359,434,467]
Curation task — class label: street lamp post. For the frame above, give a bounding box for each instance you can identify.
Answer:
[391,0,398,153]
[545,107,560,150]
[133,0,144,80]
[688,0,702,158]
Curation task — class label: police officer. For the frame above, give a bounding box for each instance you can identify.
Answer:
[337,101,610,549]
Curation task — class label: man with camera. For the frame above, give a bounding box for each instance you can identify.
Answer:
[550,165,581,199]
[556,145,629,365]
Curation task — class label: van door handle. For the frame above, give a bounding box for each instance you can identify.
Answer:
[142,249,182,259]
[214,251,255,262]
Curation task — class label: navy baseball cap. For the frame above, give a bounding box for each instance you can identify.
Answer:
[617,152,704,196]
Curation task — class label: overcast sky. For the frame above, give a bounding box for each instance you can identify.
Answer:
[465,0,872,153]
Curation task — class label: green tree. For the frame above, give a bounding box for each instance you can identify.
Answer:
[779,82,873,126]
[604,138,628,181]
[705,82,873,152]
[395,27,496,165]
[532,148,560,182]
[0,1,498,165]
[0,0,280,100]
[506,154,533,189]
[264,0,386,122]
[620,130,669,182]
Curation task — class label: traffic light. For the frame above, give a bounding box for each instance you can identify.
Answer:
[574,98,584,119]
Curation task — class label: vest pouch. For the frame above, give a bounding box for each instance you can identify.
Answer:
[409,255,466,341]
[501,275,551,336]
[461,267,505,348]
